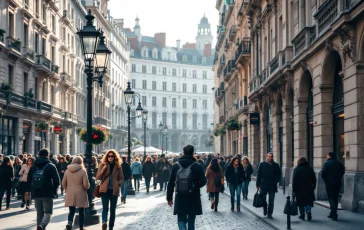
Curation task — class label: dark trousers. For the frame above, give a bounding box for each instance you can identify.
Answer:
[260,188,276,215]
[68,207,84,228]
[145,177,151,190]
[0,188,11,208]
[177,214,196,230]
[153,175,157,187]
[209,192,219,207]
[160,181,168,190]
[327,186,340,217]
[12,178,19,196]
[101,189,118,228]
[133,174,140,191]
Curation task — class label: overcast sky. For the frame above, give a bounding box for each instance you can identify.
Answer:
[108,0,217,47]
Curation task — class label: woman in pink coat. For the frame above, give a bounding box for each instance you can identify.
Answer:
[62,156,90,230]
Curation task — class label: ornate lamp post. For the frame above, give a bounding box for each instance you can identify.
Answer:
[77,10,111,222]
[159,121,163,152]
[142,110,148,158]
[123,82,143,195]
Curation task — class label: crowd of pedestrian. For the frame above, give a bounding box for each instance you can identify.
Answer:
[0,146,345,230]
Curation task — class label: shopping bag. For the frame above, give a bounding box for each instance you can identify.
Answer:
[253,190,264,208]
[284,196,298,216]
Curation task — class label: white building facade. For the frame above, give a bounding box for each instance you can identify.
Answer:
[125,16,215,153]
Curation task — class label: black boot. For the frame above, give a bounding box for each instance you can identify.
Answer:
[214,202,218,212]
[231,202,234,211]
[307,212,312,221]
[26,200,30,210]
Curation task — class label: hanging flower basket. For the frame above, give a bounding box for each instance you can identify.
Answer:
[76,127,82,136]
[36,120,49,132]
[79,125,108,145]
[213,128,220,137]
[225,119,242,131]
[219,126,227,135]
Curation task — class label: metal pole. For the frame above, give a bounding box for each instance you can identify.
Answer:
[208,128,211,154]
[85,61,97,218]
[165,134,167,154]
[283,176,286,195]
[161,132,164,153]
[127,105,135,195]
[286,195,291,230]
[144,120,146,158]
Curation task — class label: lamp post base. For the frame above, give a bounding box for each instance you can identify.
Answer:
[76,213,100,226]
[127,180,135,195]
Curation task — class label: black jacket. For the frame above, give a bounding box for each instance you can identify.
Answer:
[0,165,14,189]
[225,164,246,185]
[27,157,60,199]
[167,155,207,215]
[56,162,68,177]
[14,164,22,179]
[243,164,253,181]
[292,161,316,206]
[256,161,281,192]
[156,159,171,183]
[321,158,345,188]
[142,161,156,178]
[121,162,132,181]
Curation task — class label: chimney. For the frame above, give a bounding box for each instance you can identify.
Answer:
[154,33,166,48]
[176,40,181,51]
[115,19,124,29]
[204,43,212,57]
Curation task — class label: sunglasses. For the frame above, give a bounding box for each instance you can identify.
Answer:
[108,155,115,158]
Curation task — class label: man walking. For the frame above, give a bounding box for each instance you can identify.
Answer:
[321,152,345,221]
[27,149,60,230]
[167,145,207,230]
[120,156,131,204]
[256,152,281,218]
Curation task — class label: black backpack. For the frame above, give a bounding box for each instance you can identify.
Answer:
[32,164,51,191]
[175,162,197,195]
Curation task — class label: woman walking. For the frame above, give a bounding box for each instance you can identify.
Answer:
[225,156,245,212]
[156,156,171,191]
[142,156,155,193]
[205,158,224,212]
[12,157,22,198]
[0,156,14,210]
[292,157,317,221]
[62,156,90,230]
[96,150,124,230]
[131,157,142,192]
[57,156,68,195]
[241,156,253,200]
[18,157,34,210]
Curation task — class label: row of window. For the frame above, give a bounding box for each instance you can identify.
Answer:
[131,64,208,78]
[131,112,211,130]
[136,96,209,110]
[132,79,209,94]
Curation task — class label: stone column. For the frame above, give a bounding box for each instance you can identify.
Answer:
[341,62,364,212]
[17,117,24,156]
[282,106,294,185]
[294,99,307,162]
[249,122,261,168]
[29,121,35,155]
[272,109,280,164]
[260,112,267,162]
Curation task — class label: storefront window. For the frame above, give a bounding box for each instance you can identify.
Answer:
[0,117,17,156]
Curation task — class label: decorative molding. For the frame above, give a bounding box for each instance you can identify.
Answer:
[325,39,333,55]
[300,61,308,72]
[336,24,356,64]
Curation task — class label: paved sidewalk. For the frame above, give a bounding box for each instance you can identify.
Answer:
[1,183,275,230]
[225,181,364,230]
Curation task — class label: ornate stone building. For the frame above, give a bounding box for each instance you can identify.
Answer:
[214,0,364,213]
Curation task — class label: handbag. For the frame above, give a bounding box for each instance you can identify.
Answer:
[93,173,109,198]
[253,190,264,208]
[284,196,298,216]
[214,175,222,187]
[253,190,263,208]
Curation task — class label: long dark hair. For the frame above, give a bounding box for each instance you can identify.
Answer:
[208,158,222,173]
[229,156,241,167]
[1,156,12,168]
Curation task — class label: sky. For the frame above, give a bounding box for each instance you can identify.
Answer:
[108,0,218,47]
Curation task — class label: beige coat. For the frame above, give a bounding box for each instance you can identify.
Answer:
[96,162,124,196]
[62,164,90,208]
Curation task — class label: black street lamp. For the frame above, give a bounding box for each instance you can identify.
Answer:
[159,121,163,152]
[142,110,148,158]
[123,82,143,195]
[77,10,111,223]
[164,125,168,154]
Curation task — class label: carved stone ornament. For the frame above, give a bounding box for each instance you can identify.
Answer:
[267,89,276,106]
[337,24,356,63]
[279,84,286,100]
[325,39,333,54]
[285,73,293,88]
[300,62,308,72]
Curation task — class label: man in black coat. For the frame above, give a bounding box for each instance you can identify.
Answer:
[256,152,281,218]
[121,156,131,204]
[321,152,345,221]
[167,145,207,230]
[27,149,60,230]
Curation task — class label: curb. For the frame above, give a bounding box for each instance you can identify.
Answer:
[223,190,280,230]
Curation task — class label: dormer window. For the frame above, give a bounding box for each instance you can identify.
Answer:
[153,51,158,59]
[183,55,187,62]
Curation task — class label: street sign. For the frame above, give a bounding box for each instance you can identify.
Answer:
[250,113,260,125]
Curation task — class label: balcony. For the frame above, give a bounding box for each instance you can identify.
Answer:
[292,26,316,56]
[237,0,250,19]
[0,30,4,44]
[37,101,53,114]
[269,55,279,74]
[239,96,248,111]
[64,112,78,124]
[235,38,251,64]
[22,47,35,62]
[95,116,111,128]
[8,92,25,108]
[215,0,222,9]
[215,26,226,51]
[224,0,236,26]
[77,115,86,125]
[52,106,63,118]
[24,96,37,110]
[62,10,71,25]
[6,37,21,55]
[224,39,230,51]
[224,60,236,82]
[35,55,52,74]
[229,25,237,42]
[60,40,69,53]
[60,72,73,87]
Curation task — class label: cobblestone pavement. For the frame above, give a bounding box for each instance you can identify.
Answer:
[1,183,274,230]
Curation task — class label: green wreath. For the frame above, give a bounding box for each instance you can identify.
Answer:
[79,126,108,145]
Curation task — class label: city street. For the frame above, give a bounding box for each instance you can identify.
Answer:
[1,184,274,230]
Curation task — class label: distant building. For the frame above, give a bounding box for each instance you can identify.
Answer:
[125,16,215,153]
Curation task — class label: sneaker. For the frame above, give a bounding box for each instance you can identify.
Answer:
[307,212,312,221]
[26,205,30,210]
[102,222,107,230]
[66,222,72,230]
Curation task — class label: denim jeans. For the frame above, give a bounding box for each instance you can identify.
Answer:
[160,181,168,190]
[145,177,151,190]
[34,197,53,228]
[0,188,11,208]
[260,189,276,215]
[101,189,118,228]
[68,207,84,228]
[133,174,141,191]
[299,205,312,216]
[120,180,129,199]
[177,214,196,230]
[12,177,19,196]
[242,180,250,196]
[153,175,157,187]
[229,183,242,207]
